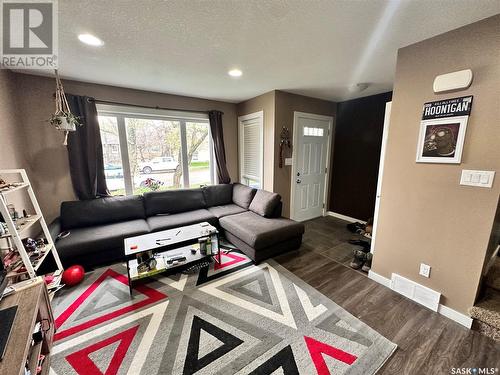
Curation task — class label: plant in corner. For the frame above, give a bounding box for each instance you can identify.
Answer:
[48,70,81,145]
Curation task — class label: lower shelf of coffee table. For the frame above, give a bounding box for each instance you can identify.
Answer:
[128,244,217,281]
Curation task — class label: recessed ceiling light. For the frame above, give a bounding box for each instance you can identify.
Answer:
[228,69,242,77]
[78,33,104,46]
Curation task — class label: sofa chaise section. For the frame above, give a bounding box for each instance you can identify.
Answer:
[219,211,305,263]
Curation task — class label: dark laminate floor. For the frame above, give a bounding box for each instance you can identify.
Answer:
[273,216,500,374]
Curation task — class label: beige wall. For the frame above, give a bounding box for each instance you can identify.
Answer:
[0,70,33,213]
[236,90,336,217]
[0,70,28,171]
[11,73,238,222]
[372,15,500,314]
[274,91,336,218]
[236,91,275,191]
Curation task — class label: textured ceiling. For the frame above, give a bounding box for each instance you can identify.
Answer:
[19,0,500,103]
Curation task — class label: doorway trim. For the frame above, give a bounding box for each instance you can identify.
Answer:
[370,101,392,254]
[290,111,334,221]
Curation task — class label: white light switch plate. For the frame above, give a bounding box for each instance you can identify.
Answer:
[284,158,293,166]
[419,263,431,278]
[460,170,495,188]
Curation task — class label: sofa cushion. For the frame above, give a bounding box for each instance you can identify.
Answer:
[202,184,233,207]
[60,196,146,230]
[232,183,257,209]
[219,211,305,250]
[146,209,217,232]
[208,204,247,219]
[249,190,281,217]
[144,189,206,216]
[56,219,150,259]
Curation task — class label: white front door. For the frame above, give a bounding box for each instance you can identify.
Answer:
[291,112,333,222]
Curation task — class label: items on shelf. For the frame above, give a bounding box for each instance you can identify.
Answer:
[0,180,25,193]
[23,238,37,253]
[2,238,51,278]
[0,169,64,292]
[137,251,157,273]
[166,255,187,265]
[7,204,17,219]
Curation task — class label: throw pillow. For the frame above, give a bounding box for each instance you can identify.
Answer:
[249,189,281,217]
[232,183,257,209]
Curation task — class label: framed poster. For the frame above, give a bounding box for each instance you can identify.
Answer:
[416,96,473,164]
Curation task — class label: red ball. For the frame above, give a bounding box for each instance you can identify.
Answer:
[62,265,85,286]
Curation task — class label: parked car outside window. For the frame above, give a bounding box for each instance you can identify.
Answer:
[138,157,179,174]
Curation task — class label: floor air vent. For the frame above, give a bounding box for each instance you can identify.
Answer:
[391,273,441,311]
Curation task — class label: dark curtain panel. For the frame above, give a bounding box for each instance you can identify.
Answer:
[66,94,110,200]
[208,110,231,184]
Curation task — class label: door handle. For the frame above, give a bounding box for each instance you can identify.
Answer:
[296,179,301,184]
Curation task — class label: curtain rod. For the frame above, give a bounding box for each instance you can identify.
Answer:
[87,98,222,115]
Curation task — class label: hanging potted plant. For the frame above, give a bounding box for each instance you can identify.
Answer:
[49,70,81,145]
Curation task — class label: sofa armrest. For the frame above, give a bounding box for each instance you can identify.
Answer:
[48,217,62,242]
[270,201,283,218]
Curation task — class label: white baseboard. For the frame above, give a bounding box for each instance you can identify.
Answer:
[326,211,366,224]
[438,304,473,328]
[368,270,473,328]
[368,270,391,288]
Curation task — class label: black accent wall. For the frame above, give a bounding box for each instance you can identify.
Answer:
[329,91,392,220]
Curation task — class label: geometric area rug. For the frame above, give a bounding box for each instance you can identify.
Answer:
[50,252,397,374]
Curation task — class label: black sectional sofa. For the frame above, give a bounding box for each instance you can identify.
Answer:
[50,183,304,269]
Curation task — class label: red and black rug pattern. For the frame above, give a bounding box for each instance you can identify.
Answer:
[50,252,396,374]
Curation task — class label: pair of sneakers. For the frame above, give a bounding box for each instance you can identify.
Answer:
[349,240,372,272]
[346,222,366,234]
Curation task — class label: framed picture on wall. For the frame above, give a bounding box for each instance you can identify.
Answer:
[416,95,473,164]
[416,116,469,163]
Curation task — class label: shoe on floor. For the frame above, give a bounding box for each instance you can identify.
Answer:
[350,249,367,269]
[348,239,371,252]
[347,222,365,233]
[362,252,373,272]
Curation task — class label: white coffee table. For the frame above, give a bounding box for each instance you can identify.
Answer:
[124,222,220,294]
